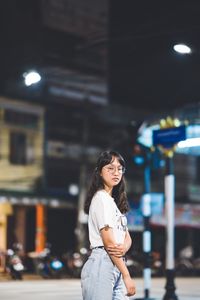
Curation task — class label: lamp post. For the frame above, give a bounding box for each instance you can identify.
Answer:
[163,151,178,300]
[153,117,186,300]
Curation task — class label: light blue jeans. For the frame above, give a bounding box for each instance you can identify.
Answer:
[81,248,129,300]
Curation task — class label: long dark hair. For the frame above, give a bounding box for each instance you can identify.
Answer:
[84,150,129,214]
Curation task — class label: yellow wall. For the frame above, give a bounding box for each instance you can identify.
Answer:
[0,203,13,253]
[0,97,44,192]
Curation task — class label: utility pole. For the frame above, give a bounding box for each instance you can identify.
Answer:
[142,151,154,300]
[75,99,90,251]
[135,149,155,300]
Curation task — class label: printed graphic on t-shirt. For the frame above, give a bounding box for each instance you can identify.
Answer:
[116,209,127,232]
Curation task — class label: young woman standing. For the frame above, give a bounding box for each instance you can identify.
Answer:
[81,150,136,300]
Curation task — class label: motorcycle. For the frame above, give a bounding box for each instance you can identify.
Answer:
[126,252,143,277]
[151,251,164,277]
[62,248,89,278]
[36,247,65,279]
[6,245,24,280]
[176,245,200,276]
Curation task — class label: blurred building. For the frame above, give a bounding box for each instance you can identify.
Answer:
[0,94,141,260]
[0,0,200,272]
[0,97,44,254]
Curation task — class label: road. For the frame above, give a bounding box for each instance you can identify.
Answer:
[0,277,199,300]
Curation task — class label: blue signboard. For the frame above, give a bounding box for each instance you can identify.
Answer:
[153,125,186,148]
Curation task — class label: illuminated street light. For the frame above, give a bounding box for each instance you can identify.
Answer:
[173,44,191,54]
[68,184,79,196]
[23,71,41,86]
[178,137,200,148]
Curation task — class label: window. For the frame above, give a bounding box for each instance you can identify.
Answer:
[5,109,39,129]
[10,132,26,165]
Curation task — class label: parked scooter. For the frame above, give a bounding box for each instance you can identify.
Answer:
[151,251,164,277]
[6,243,24,280]
[176,245,200,276]
[35,246,64,279]
[126,252,143,277]
[62,248,89,278]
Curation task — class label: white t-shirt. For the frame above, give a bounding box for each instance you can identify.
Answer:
[88,190,128,248]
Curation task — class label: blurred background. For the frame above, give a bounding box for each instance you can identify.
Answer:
[0,0,200,279]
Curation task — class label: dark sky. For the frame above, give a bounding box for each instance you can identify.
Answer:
[1,1,200,114]
[109,0,200,111]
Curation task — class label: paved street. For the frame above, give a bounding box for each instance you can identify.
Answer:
[0,277,199,300]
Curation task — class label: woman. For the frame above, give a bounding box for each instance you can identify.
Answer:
[81,150,136,300]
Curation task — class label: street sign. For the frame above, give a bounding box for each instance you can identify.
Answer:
[153,125,186,148]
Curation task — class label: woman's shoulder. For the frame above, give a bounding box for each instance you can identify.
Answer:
[91,190,114,207]
[93,190,112,200]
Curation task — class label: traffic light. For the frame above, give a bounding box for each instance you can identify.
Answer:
[133,144,165,169]
[132,144,147,166]
[151,147,165,169]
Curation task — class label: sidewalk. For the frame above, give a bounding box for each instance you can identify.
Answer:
[0,273,199,300]
[134,277,199,300]
[0,272,42,281]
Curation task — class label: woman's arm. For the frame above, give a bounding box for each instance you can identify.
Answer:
[106,230,132,257]
[124,230,132,252]
[100,227,136,296]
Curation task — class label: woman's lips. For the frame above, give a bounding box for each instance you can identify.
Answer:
[112,177,119,181]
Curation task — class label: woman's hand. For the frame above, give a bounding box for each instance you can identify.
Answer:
[123,275,136,296]
[106,244,127,257]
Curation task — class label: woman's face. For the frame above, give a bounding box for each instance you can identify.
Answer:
[100,156,124,189]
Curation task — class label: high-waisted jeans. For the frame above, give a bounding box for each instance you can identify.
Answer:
[81,248,129,300]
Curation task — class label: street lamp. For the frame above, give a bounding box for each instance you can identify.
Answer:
[153,117,187,300]
[173,44,191,54]
[23,70,41,86]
